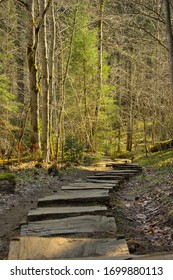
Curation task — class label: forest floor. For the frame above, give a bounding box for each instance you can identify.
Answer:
[1,159,173,259]
[111,166,173,255]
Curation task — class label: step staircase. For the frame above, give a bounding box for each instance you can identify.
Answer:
[8,160,143,260]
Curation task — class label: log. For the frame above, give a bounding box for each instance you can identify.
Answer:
[27,206,108,221]
[86,179,121,184]
[61,183,114,191]
[95,171,139,176]
[87,175,124,181]
[21,215,117,237]
[9,237,129,260]
[37,189,110,207]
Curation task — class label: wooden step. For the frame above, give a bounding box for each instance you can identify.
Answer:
[21,215,117,237]
[86,179,120,185]
[106,163,142,169]
[8,237,129,260]
[95,170,140,176]
[93,172,136,178]
[27,206,108,221]
[109,169,140,173]
[37,189,110,207]
[113,166,142,171]
[87,175,124,181]
[61,183,114,191]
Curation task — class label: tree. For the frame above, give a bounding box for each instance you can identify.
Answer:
[26,0,52,158]
[92,0,105,151]
[39,0,50,162]
[27,0,40,154]
[163,0,173,95]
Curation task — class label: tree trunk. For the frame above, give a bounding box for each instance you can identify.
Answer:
[39,0,50,162]
[49,0,56,159]
[92,0,105,151]
[143,117,148,157]
[27,0,40,153]
[126,59,133,152]
[116,51,121,153]
[15,0,25,104]
[163,0,173,94]
[55,0,79,159]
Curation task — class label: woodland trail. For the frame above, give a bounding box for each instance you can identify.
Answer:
[8,157,173,260]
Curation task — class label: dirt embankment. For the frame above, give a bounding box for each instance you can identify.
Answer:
[111,167,173,255]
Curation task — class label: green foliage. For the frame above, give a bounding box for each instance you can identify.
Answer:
[0,73,20,155]
[64,135,84,163]
[83,153,102,166]
[0,74,18,113]
[35,162,43,169]
[137,149,173,167]
[0,172,15,182]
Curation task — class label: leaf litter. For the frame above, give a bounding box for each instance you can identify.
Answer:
[111,167,173,254]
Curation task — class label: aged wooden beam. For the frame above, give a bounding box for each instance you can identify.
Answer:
[21,215,117,237]
[27,205,108,221]
[8,237,129,260]
[37,189,110,207]
[61,183,114,191]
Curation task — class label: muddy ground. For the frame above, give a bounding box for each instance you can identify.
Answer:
[1,163,173,259]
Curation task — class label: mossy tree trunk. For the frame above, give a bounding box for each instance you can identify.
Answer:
[39,0,50,162]
[27,0,40,154]
[163,0,173,95]
[92,0,105,152]
[49,0,56,159]
[27,0,52,158]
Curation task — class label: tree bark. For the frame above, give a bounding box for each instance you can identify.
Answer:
[49,0,56,159]
[163,0,173,94]
[126,59,133,152]
[39,0,50,162]
[27,0,40,153]
[92,0,105,151]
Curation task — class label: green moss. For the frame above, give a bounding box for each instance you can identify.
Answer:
[136,149,173,168]
[0,173,15,182]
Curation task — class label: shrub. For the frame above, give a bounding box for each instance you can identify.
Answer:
[83,153,102,166]
[64,135,84,163]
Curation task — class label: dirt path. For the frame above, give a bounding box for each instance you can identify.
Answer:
[1,160,173,259]
[0,164,95,260]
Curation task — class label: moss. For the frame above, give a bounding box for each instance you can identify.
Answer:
[150,139,173,153]
[35,162,42,168]
[0,173,15,182]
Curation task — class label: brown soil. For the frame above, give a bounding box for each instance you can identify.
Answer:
[111,167,173,255]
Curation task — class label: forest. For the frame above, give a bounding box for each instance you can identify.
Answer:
[2,0,173,261]
[0,0,173,164]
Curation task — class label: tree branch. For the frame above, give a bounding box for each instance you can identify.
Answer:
[131,0,165,23]
[37,0,52,33]
[134,22,168,51]
[16,0,28,9]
